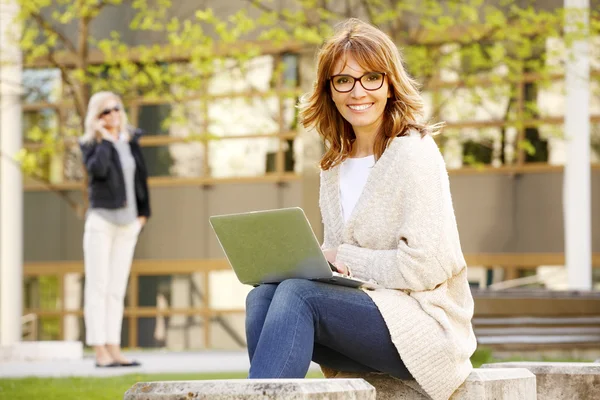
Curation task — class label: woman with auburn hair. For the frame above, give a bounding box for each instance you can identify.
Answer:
[80,91,150,368]
[244,18,476,400]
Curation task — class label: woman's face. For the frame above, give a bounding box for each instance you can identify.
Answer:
[329,53,390,136]
[98,97,121,130]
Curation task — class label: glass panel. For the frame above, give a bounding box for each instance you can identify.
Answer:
[38,317,61,341]
[592,123,600,163]
[63,273,84,341]
[438,85,512,123]
[22,68,61,103]
[168,100,205,139]
[208,96,279,136]
[138,103,172,135]
[141,143,205,177]
[281,53,299,89]
[60,108,85,182]
[442,126,520,168]
[23,276,59,309]
[540,123,565,165]
[64,145,84,182]
[23,109,58,142]
[208,55,275,95]
[208,137,279,178]
[282,96,297,131]
[135,275,172,347]
[141,146,174,177]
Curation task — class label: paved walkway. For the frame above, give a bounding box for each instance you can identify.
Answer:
[0,350,321,379]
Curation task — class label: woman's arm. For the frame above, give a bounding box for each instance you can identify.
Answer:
[80,140,112,178]
[319,169,339,251]
[335,137,464,291]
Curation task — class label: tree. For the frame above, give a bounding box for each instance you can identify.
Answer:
[7,0,600,209]
[11,0,265,212]
[241,0,599,166]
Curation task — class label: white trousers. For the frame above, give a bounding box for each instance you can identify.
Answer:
[83,212,141,346]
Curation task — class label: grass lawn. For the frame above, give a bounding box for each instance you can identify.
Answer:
[0,371,325,400]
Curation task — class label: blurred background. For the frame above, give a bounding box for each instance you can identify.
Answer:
[1,0,600,360]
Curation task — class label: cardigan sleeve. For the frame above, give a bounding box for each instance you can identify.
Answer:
[319,169,339,250]
[335,136,464,291]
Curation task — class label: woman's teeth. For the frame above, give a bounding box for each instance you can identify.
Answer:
[348,104,372,111]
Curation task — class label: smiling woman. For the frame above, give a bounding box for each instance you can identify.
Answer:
[242,18,477,400]
[79,91,151,369]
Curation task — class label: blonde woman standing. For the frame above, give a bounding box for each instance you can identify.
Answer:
[80,91,150,367]
[244,19,476,400]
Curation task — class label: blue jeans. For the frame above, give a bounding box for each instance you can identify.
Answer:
[245,279,412,379]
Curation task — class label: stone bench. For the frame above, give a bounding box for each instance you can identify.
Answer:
[333,368,536,399]
[124,369,536,400]
[124,378,376,399]
[482,361,600,400]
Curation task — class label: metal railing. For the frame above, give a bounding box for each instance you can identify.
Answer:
[24,259,245,348]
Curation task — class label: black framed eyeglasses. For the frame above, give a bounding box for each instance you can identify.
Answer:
[329,72,386,93]
[98,106,120,118]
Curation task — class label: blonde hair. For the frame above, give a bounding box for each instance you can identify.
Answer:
[80,91,130,144]
[299,18,441,170]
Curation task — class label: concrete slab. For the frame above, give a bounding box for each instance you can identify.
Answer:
[334,368,536,399]
[0,350,320,379]
[123,378,375,400]
[0,341,83,362]
[482,361,600,400]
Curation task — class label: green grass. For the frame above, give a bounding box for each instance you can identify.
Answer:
[470,347,593,367]
[0,371,325,400]
[0,348,591,400]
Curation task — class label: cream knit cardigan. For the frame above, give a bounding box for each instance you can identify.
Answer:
[319,131,477,400]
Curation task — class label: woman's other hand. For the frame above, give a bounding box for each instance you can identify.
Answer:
[94,119,112,142]
[322,248,337,264]
[333,262,350,276]
[323,248,351,276]
[137,216,147,227]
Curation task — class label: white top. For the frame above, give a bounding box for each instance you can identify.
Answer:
[319,131,476,400]
[339,155,375,222]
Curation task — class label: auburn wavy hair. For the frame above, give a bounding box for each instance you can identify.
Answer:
[299,18,441,170]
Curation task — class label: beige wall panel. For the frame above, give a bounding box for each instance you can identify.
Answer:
[24,192,64,261]
[61,191,85,260]
[21,171,600,262]
[513,173,564,253]
[280,181,303,209]
[302,171,323,242]
[450,175,516,253]
[135,186,207,259]
[593,173,600,254]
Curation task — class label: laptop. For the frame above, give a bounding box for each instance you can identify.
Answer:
[209,207,377,289]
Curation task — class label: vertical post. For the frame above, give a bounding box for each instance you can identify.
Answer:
[201,83,210,178]
[275,54,285,177]
[0,0,23,345]
[202,270,211,349]
[564,0,591,290]
[516,77,526,166]
[56,273,64,340]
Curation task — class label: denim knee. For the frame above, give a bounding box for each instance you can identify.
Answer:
[246,283,277,310]
[273,279,318,304]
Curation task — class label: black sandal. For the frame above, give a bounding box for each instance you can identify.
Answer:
[95,361,120,368]
[119,360,141,367]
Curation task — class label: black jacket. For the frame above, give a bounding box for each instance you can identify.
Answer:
[80,129,151,217]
